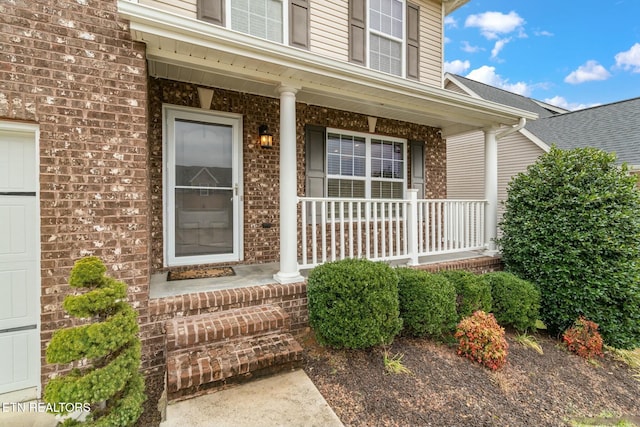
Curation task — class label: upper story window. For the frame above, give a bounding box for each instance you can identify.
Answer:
[230,0,284,43]
[369,0,404,76]
[197,0,309,48]
[349,0,419,80]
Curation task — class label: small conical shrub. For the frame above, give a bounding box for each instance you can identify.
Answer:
[44,256,145,426]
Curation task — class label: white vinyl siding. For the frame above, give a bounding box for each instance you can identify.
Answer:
[137,0,445,87]
[446,131,484,200]
[140,0,196,17]
[445,80,468,95]
[446,130,545,224]
[309,0,349,61]
[496,132,545,219]
[419,0,442,87]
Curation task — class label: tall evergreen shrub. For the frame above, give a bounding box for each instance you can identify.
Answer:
[44,257,145,426]
[497,146,640,349]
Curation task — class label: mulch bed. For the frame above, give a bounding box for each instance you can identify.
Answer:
[167,267,235,281]
[302,331,640,427]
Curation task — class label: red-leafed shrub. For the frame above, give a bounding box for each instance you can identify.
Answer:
[562,317,604,359]
[455,311,508,371]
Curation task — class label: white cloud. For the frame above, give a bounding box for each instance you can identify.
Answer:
[465,11,525,40]
[444,16,457,28]
[466,65,531,96]
[534,30,554,37]
[444,60,471,74]
[491,38,511,59]
[461,41,482,53]
[564,60,611,84]
[615,43,640,73]
[543,96,599,111]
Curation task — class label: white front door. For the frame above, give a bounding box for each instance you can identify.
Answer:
[0,124,40,395]
[164,106,243,267]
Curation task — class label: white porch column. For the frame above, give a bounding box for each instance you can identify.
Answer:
[483,126,499,255]
[406,189,419,266]
[274,85,304,284]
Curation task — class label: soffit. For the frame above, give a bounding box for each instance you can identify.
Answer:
[119,1,536,136]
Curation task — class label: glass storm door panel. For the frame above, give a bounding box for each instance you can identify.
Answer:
[166,108,242,266]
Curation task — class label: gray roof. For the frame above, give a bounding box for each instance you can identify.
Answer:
[448,74,561,119]
[526,98,640,166]
[447,74,640,166]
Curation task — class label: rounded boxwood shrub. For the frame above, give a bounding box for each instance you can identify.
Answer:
[396,268,457,337]
[437,270,492,320]
[484,271,540,332]
[44,257,145,426]
[497,146,640,349]
[307,258,402,349]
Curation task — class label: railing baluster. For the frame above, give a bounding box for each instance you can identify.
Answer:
[357,202,362,258]
[321,201,327,263]
[301,200,308,265]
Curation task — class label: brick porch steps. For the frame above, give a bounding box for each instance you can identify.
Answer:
[165,305,304,401]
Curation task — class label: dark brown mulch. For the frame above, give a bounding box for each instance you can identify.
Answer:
[167,267,235,281]
[302,331,640,427]
[135,373,164,427]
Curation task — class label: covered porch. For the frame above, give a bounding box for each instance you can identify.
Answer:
[119,1,538,281]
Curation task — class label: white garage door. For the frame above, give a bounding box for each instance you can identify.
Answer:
[0,125,40,395]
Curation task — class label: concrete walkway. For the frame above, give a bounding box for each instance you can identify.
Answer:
[160,370,343,427]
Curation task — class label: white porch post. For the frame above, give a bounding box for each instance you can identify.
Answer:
[274,85,304,284]
[483,126,499,255]
[406,189,419,266]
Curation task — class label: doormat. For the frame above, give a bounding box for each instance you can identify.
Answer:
[167,267,235,281]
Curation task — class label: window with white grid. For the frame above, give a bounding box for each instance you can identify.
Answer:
[326,130,406,199]
[369,0,404,76]
[230,0,284,43]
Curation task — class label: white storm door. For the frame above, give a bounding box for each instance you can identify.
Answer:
[165,106,243,267]
[0,124,40,395]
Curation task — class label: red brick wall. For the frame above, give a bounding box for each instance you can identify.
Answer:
[148,78,446,272]
[0,0,151,386]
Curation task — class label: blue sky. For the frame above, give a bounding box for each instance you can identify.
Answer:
[444,0,640,110]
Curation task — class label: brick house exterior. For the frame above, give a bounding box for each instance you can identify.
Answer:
[0,0,532,423]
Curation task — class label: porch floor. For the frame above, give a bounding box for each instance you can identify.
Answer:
[149,251,488,299]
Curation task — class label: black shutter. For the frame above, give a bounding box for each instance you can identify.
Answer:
[410,140,425,199]
[406,2,420,80]
[349,0,366,65]
[305,125,326,197]
[290,0,310,49]
[198,0,224,26]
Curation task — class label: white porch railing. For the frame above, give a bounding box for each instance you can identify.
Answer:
[298,191,487,269]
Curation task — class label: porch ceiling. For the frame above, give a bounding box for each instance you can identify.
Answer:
[118,1,537,137]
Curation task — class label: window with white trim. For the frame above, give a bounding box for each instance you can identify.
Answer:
[369,0,404,76]
[326,130,406,199]
[230,0,285,43]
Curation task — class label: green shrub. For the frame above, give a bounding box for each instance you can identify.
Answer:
[307,258,402,349]
[396,268,457,337]
[455,311,508,371]
[44,256,145,426]
[437,270,492,320]
[497,146,640,349]
[484,272,540,332]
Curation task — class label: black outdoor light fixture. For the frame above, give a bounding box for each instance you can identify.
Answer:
[259,124,273,148]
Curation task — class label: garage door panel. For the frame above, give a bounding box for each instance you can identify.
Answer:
[0,131,37,192]
[0,262,37,330]
[0,124,39,395]
[0,197,37,263]
[0,330,39,394]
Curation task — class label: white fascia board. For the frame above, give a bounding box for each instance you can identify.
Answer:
[519,128,551,152]
[118,0,536,125]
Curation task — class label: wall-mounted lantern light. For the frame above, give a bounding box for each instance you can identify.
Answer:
[259,124,273,148]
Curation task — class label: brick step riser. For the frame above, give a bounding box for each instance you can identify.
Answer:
[166,333,304,401]
[165,305,291,352]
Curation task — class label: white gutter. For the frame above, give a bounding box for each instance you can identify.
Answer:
[496,117,526,140]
